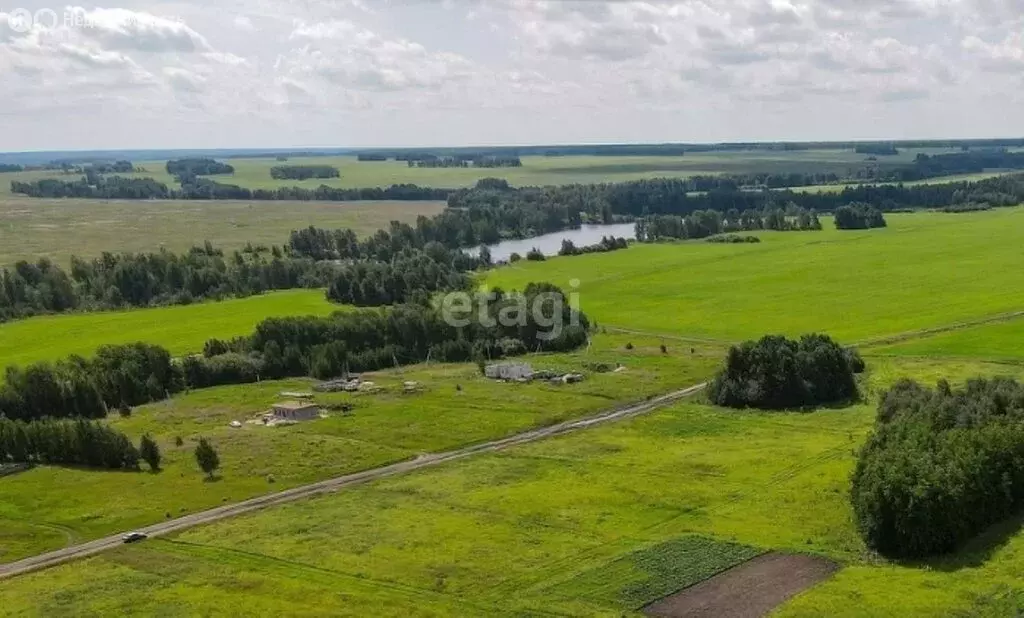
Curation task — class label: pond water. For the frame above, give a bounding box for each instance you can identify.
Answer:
[473,223,635,262]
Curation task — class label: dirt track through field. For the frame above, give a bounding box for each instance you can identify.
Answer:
[643,553,838,618]
[0,382,706,580]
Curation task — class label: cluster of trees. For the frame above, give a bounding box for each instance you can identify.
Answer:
[166,158,234,179]
[356,154,388,161]
[86,160,134,174]
[405,155,523,168]
[851,377,1024,558]
[11,176,170,199]
[558,236,629,256]
[0,163,24,172]
[834,203,887,229]
[0,343,182,422]
[269,165,340,180]
[0,418,144,470]
[708,334,863,410]
[635,206,821,242]
[0,244,338,321]
[325,249,473,306]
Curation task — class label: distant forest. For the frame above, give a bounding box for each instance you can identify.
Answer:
[12,150,1024,200]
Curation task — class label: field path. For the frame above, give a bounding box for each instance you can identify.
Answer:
[0,382,707,580]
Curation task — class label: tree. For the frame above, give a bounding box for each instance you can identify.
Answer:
[139,433,161,471]
[194,437,220,478]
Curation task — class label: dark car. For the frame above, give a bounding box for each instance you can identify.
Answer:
[121,532,148,543]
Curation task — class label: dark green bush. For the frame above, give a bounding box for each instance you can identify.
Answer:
[852,377,1024,558]
[708,334,859,409]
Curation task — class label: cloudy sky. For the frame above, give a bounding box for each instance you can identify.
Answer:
[1,0,1022,151]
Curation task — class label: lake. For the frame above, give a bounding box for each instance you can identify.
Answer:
[474,223,635,262]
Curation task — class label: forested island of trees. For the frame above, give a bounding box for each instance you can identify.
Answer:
[557,236,629,256]
[634,205,821,241]
[708,334,863,410]
[270,165,340,180]
[166,157,235,179]
[834,203,887,229]
[852,377,1024,558]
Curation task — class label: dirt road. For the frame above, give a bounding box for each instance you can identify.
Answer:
[0,382,706,580]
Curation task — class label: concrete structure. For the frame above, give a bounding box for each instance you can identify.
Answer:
[270,401,319,421]
[484,362,533,381]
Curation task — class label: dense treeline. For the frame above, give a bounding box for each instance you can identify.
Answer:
[357,154,388,161]
[855,144,898,156]
[0,343,182,422]
[166,157,234,179]
[0,244,329,321]
[451,174,1024,224]
[86,160,134,174]
[325,248,473,306]
[0,418,141,470]
[0,163,25,172]
[11,176,450,201]
[708,334,862,410]
[834,203,887,229]
[851,377,1024,558]
[270,165,340,180]
[557,236,629,256]
[635,205,820,241]
[406,155,522,168]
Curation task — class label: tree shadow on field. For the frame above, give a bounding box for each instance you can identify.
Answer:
[901,512,1024,572]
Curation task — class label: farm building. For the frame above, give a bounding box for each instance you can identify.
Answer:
[270,401,320,421]
[485,362,533,380]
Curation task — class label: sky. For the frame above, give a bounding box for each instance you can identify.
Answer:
[1,0,1023,151]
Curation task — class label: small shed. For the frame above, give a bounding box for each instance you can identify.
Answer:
[485,362,533,381]
[270,401,319,421]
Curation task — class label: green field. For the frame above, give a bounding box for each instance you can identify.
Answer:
[0,198,445,266]
[3,356,1022,616]
[0,332,723,562]
[0,289,337,371]
[487,208,1024,343]
[0,148,981,194]
[4,205,1024,615]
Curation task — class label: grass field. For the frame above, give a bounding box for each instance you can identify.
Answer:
[4,206,1024,615]
[0,198,445,266]
[486,207,1024,344]
[0,289,337,371]
[0,332,724,563]
[0,148,978,194]
[2,356,1022,616]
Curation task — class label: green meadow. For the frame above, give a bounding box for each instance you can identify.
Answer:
[3,205,1024,615]
[0,332,723,562]
[0,198,444,266]
[487,208,1024,343]
[0,289,337,371]
[3,356,1022,616]
[1,148,982,194]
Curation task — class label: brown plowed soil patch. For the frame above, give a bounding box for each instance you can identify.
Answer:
[643,552,838,618]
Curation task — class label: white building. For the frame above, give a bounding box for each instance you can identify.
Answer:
[270,401,319,421]
[484,362,533,380]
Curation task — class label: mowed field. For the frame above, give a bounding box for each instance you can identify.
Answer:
[3,356,1023,616]
[0,198,445,266]
[487,207,1024,344]
[0,332,724,562]
[0,289,337,371]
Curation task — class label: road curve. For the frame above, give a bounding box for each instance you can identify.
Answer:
[0,382,706,580]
